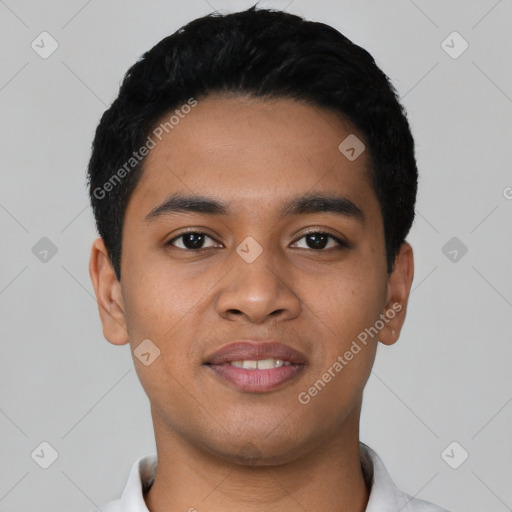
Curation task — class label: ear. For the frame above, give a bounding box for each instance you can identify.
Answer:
[378,242,414,346]
[89,237,129,345]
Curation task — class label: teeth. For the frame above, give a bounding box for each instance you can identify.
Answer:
[257,358,282,369]
[230,359,291,369]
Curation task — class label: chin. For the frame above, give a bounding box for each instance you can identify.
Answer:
[198,428,312,468]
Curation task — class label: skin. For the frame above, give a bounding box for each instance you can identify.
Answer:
[89,94,414,512]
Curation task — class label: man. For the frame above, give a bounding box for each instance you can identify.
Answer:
[87,5,449,511]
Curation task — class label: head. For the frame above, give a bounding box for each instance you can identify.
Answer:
[88,5,416,464]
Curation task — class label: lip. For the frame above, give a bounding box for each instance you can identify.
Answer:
[204,340,308,365]
[204,340,307,393]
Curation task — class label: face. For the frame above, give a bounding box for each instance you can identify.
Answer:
[90,94,413,465]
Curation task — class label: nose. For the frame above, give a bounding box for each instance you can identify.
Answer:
[215,247,301,325]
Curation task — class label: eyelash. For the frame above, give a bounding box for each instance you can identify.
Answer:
[166,230,349,251]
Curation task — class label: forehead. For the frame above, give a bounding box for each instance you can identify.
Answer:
[126,94,377,219]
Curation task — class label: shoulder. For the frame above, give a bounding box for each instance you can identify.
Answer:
[359,442,451,512]
[86,453,157,512]
[398,493,451,511]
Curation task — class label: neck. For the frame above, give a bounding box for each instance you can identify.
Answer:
[145,403,370,512]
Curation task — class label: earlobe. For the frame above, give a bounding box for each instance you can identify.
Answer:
[89,237,130,346]
[379,242,414,346]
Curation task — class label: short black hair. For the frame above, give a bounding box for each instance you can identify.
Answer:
[87,4,418,281]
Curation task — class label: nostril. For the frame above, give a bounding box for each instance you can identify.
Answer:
[226,309,244,316]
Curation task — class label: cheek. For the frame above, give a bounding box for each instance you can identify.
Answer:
[120,258,214,391]
[306,263,385,334]
[294,274,382,423]
[296,254,386,400]
[121,258,202,340]
[121,268,204,419]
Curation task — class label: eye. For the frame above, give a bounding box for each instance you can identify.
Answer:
[167,230,348,251]
[167,231,220,250]
[291,231,347,250]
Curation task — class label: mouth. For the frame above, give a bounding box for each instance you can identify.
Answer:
[203,340,307,393]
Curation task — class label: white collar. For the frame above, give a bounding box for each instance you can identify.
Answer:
[106,442,447,512]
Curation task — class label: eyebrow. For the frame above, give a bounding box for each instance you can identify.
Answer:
[144,192,365,224]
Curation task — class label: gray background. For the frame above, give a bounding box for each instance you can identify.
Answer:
[1,0,511,511]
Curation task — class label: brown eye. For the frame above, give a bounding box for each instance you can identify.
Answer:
[291,232,347,250]
[168,232,218,250]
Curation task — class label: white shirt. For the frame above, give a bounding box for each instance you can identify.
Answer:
[91,442,449,512]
